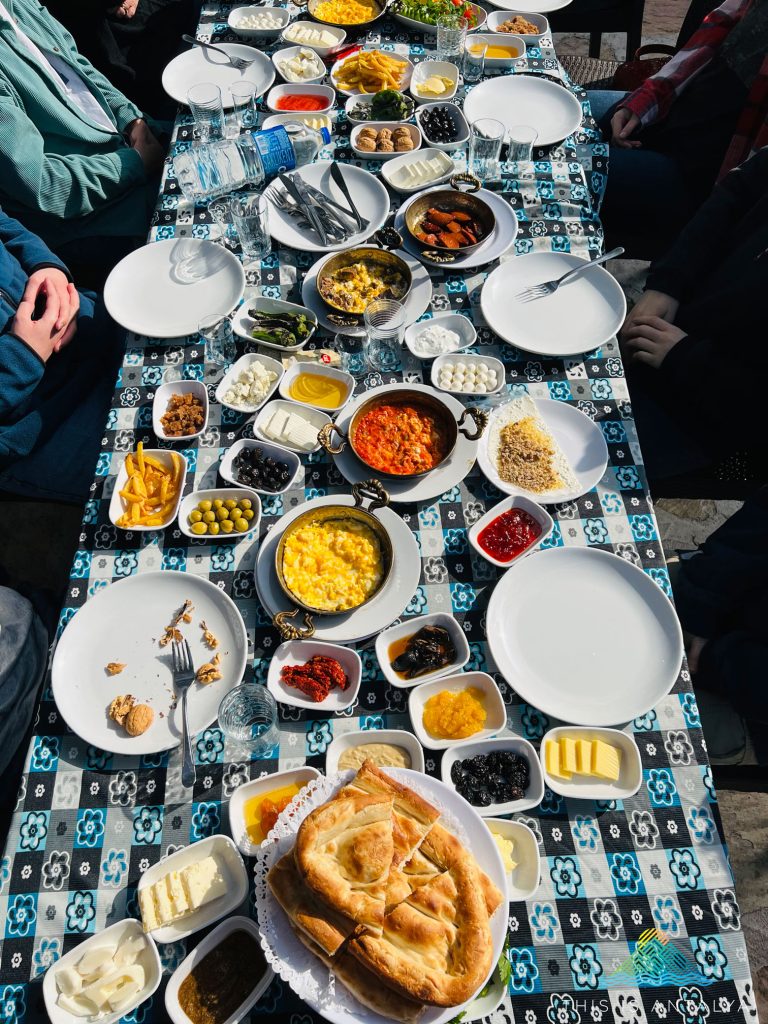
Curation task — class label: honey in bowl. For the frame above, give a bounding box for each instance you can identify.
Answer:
[289,371,348,409]
[244,783,300,843]
[470,43,519,58]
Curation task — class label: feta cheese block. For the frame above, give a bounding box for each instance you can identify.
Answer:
[262,407,319,450]
[183,855,228,910]
[285,23,338,46]
[393,152,452,188]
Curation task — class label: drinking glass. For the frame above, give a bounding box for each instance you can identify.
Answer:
[209,198,238,249]
[508,124,538,163]
[199,312,236,366]
[187,82,224,144]
[230,81,257,131]
[230,193,271,261]
[364,298,406,373]
[332,330,369,379]
[462,42,486,83]
[218,683,279,758]
[436,14,467,65]
[469,117,506,181]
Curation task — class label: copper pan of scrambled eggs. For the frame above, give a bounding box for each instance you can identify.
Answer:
[316,244,412,318]
[298,0,388,29]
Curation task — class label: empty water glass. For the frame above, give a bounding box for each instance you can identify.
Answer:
[364,298,406,373]
[230,81,257,131]
[218,683,279,757]
[230,193,271,262]
[332,330,369,379]
[209,198,238,249]
[463,41,486,83]
[199,312,236,366]
[436,14,467,64]
[508,124,538,163]
[469,117,505,181]
[188,82,224,144]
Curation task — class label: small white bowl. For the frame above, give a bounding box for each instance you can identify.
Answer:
[325,729,425,775]
[441,735,545,814]
[404,312,476,360]
[416,102,470,152]
[466,32,525,67]
[232,295,318,352]
[344,93,415,125]
[228,4,289,37]
[152,379,208,442]
[381,147,456,194]
[262,110,334,133]
[43,919,161,1024]
[267,639,362,711]
[215,352,284,415]
[137,835,248,943]
[331,53,414,95]
[408,671,506,751]
[281,20,346,55]
[468,494,553,569]
[375,612,470,689]
[273,45,327,84]
[265,81,336,113]
[431,352,506,396]
[278,361,354,413]
[251,398,331,455]
[540,726,643,800]
[485,818,541,900]
[165,916,274,1024]
[485,10,549,41]
[409,60,459,104]
[109,449,187,533]
[219,437,301,495]
[178,487,262,542]
[351,121,422,160]
[228,766,322,855]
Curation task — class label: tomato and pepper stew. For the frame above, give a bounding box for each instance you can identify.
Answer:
[353,402,450,475]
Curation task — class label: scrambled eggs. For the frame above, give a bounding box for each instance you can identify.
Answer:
[282,518,384,611]
[319,259,407,314]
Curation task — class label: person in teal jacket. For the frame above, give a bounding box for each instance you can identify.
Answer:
[0,207,124,502]
[0,0,165,267]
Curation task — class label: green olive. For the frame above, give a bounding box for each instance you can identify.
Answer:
[191,521,208,535]
[242,508,255,521]
[235,517,249,533]
[239,498,252,510]
[208,520,220,535]
[220,518,234,533]
[189,509,203,524]
[216,506,230,521]
[202,511,216,524]
[224,499,237,510]
[198,500,212,512]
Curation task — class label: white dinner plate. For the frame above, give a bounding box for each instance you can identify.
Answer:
[104,240,245,338]
[487,547,684,725]
[487,0,571,12]
[266,163,390,253]
[161,43,275,106]
[331,383,482,503]
[51,572,248,754]
[394,186,518,269]
[477,397,608,503]
[463,75,582,146]
[254,495,421,643]
[481,251,626,355]
[301,247,433,332]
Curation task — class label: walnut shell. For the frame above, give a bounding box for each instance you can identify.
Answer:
[356,135,377,152]
[377,139,395,152]
[124,703,154,737]
[108,694,135,726]
[394,136,414,151]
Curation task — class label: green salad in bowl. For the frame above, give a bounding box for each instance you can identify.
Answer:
[392,0,479,27]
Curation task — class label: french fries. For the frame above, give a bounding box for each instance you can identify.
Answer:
[116,442,183,528]
[333,50,408,93]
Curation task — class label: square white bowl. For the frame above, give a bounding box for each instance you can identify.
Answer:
[109,449,187,532]
[408,671,506,751]
[381,147,456,194]
[344,92,415,125]
[484,818,541,900]
[251,398,331,455]
[266,639,362,711]
[165,916,274,1024]
[431,352,505,396]
[261,110,334,133]
[178,487,262,541]
[152,379,209,442]
[228,5,290,38]
[465,32,526,67]
[539,726,643,800]
[375,612,470,689]
[232,295,318,352]
[409,60,459,104]
[280,21,346,56]
[265,81,336,112]
[331,53,414,96]
[416,102,470,152]
[228,765,322,855]
[137,834,248,943]
[404,312,476,359]
[43,919,161,1024]
[350,121,422,160]
[325,728,425,774]
[441,734,545,813]
[215,352,284,415]
[278,361,355,413]
[273,45,326,84]
[468,494,554,569]
[485,10,549,42]
[219,437,302,495]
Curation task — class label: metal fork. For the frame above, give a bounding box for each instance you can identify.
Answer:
[264,184,348,242]
[181,33,255,72]
[172,639,196,788]
[515,246,625,303]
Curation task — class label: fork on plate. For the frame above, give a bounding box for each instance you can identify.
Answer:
[181,34,255,72]
[515,246,624,303]
[172,638,197,788]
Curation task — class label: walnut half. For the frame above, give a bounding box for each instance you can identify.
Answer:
[196,652,222,685]
[105,662,126,676]
[108,694,135,726]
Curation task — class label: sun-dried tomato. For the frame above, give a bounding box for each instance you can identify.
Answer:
[280,655,348,702]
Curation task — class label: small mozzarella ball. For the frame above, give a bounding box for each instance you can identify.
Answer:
[477,362,489,373]
[441,362,455,373]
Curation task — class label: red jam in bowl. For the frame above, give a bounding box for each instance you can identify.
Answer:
[477,507,542,562]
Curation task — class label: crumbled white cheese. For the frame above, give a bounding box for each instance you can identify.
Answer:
[223,361,278,408]
[278,47,324,82]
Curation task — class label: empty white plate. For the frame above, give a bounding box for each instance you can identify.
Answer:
[162,43,275,106]
[104,240,244,338]
[487,547,684,725]
[481,251,626,355]
[487,0,571,14]
[463,75,582,146]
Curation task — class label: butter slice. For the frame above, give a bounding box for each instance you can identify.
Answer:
[138,888,159,933]
[591,739,621,781]
[181,856,227,910]
[545,739,570,780]
[575,739,592,774]
[152,878,174,925]
[492,832,517,873]
[559,737,578,776]
[166,870,189,918]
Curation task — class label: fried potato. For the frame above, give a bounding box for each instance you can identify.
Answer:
[333,50,408,93]
[116,441,183,528]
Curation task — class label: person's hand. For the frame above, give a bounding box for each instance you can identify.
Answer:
[11,293,71,363]
[110,0,139,17]
[624,316,688,369]
[126,118,165,175]
[22,267,79,334]
[620,289,680,341]
[687,635,708,675]
[610,107,641,149]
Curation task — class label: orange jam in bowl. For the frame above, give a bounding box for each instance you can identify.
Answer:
[422,686,486,740]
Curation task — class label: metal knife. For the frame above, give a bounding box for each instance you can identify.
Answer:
[279,173,329,247]
[329,161,365,232]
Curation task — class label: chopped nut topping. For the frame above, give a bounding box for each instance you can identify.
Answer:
[200,620,219,650]
[196,652,222,685]
[105,662,126,676]
[159,599,194,646]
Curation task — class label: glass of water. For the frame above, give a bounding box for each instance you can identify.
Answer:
[364,298,406,373]
[332,330,369,379]
[463,41,486,83]
[508,124,538,163]
[199,312,236,366]
[187,82,224,144]
[436,14,467,64]
[218,683,279,758]
[230,81,257,131]
[230,193,271,262]
[469,117,506,181]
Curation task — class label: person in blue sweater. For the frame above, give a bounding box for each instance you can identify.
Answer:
[0,207,123,502]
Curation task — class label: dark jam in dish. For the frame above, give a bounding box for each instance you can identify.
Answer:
[477,507,541,562]
[178,930,266,1024]
[389,624,456,679]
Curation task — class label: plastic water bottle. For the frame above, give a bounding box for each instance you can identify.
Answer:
[173,123,332,201]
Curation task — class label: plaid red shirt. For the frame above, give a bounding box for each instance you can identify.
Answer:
[621,0,768,178]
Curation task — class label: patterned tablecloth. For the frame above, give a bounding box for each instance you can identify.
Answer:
[0,4,758,1024]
